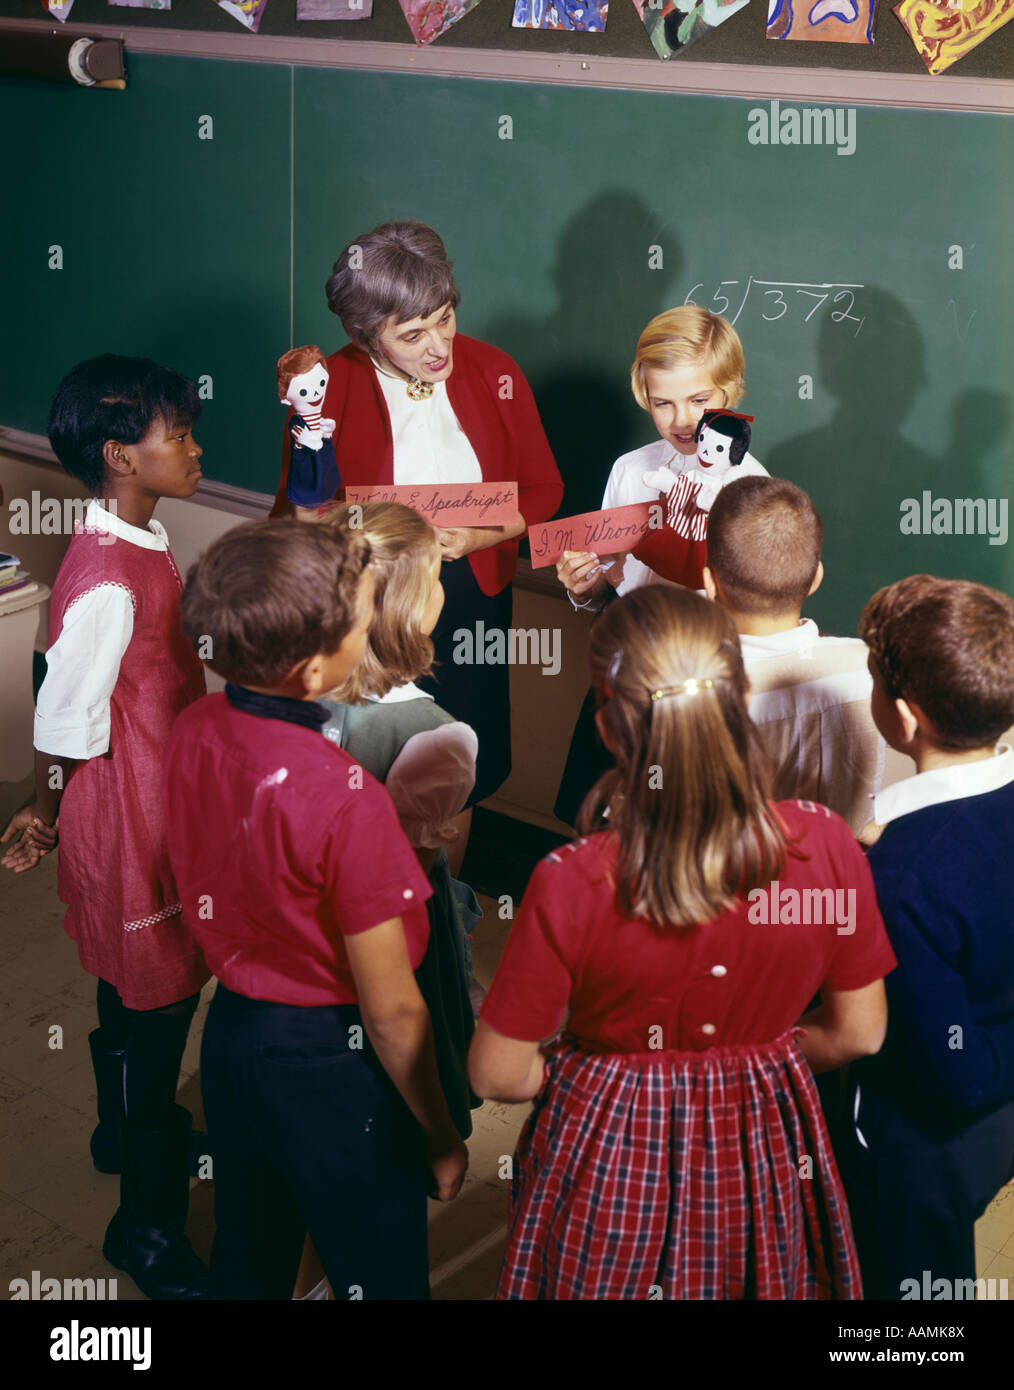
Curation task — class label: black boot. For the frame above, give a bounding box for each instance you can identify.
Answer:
[88,1028,211,1177]
[88,1029,126,1174]
[102,1104,210,1300]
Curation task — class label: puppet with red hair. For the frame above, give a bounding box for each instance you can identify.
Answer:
[277,346,340,511]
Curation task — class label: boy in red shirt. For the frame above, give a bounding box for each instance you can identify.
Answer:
[164,520,467,1299]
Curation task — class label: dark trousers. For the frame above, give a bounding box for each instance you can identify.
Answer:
[839,1087,1014,1299]
[200,984,431,1301]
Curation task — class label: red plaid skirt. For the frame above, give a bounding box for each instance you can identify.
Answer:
[497,1031,862,1300]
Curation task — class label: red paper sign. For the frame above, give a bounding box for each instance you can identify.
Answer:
[528,503,660,568]
[344,482,518,528]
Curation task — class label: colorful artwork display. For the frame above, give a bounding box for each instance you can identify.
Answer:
[767,0,877,42]
[296,0,373,16]
[44,0,76,22]
[216,0,268,28]
[632,0,750,59]
[893,0,1014,71]
[512,0,609,29]
[397,0,482,43]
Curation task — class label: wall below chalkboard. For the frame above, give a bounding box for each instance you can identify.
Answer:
[1,51,1012,640]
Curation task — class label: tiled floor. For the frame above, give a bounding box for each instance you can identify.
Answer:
[1,772,1011,1301]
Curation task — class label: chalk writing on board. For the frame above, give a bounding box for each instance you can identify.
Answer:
[684,277,867,336]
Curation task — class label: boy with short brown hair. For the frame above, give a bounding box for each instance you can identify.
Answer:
[704,475,897,834]
[841,574,1014,1299]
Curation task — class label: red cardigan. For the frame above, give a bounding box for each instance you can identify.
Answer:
[271,333,563,596]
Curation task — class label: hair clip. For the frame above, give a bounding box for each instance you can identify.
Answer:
[650,677,715,701]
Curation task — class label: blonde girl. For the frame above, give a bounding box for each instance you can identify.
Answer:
[471,585,896,1300]
[554,306,768,824]
[322,502,480,1134]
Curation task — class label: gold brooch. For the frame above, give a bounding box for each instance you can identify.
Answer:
[406,377,434,401]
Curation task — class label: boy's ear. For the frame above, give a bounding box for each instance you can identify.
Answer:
[893,695,922,748]
[299,652,330,698]
[701,565,719,603]
[807,560,824,598]
[103,440,131,477]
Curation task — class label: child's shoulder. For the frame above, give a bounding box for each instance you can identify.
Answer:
[174,694,381,787]
[609,439,671,477]
[777,798,858,852]
[533,832,616,888]
[872,778,1014,875]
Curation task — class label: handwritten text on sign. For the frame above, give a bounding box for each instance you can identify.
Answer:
[344,482,518,528]
[528,503,661,568]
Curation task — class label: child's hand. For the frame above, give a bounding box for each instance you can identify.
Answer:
[556,550,604,598]
[856,820,884,849]
[1,804,58,873]
[437,527,480,561]
[427,1134,469,1203]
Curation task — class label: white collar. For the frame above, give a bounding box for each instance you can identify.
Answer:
[84,499,167,551]
[873,743,1014,828]
[369,681,434,706]
[739,618,820,661]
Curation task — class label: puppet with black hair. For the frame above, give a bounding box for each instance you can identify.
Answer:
[277,345,340,511]
[632,409,758,590]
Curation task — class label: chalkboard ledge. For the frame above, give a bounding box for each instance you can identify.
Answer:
[3,17,1013,112]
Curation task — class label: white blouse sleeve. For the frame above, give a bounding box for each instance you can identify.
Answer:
[33,584,135,760]
[385,722,479,849]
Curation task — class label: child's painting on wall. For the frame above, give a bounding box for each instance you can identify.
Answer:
[766,0,877,42]
[893,0,1014,72]
[632,0,750,58]
[513,0,609,29]
[398,0,482,42]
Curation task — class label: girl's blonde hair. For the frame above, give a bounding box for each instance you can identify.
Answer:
[323,501,441,702]
[578,586,786,927]
[630,306,745,412]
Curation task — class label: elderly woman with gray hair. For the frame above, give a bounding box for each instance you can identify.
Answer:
[272,220,562,818]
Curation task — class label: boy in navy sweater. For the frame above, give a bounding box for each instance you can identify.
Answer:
[841,574,1014,1299]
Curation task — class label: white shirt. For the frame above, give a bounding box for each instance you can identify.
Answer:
[371,684,479,849]
[372,364,483,487]
[873,743,1014,829]
[738,620,888,833]
[34,501,169,761]
[599,439,768,597]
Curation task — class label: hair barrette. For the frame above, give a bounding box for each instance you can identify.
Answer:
[650,677,715,701]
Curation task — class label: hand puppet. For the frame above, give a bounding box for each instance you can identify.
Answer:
[278,345,341,509]
[633,409,754,589]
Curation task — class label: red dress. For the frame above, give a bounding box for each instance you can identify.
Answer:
[481,801,897,1300]
[49,524,210,1010]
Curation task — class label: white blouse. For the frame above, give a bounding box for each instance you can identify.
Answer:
[33,500,169,760]
[372,363,483,487]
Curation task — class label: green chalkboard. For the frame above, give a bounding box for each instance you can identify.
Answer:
[2,52,1012,636]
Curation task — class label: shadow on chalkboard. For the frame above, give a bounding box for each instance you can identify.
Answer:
[766,286,943,634]
[482,191,682,520]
